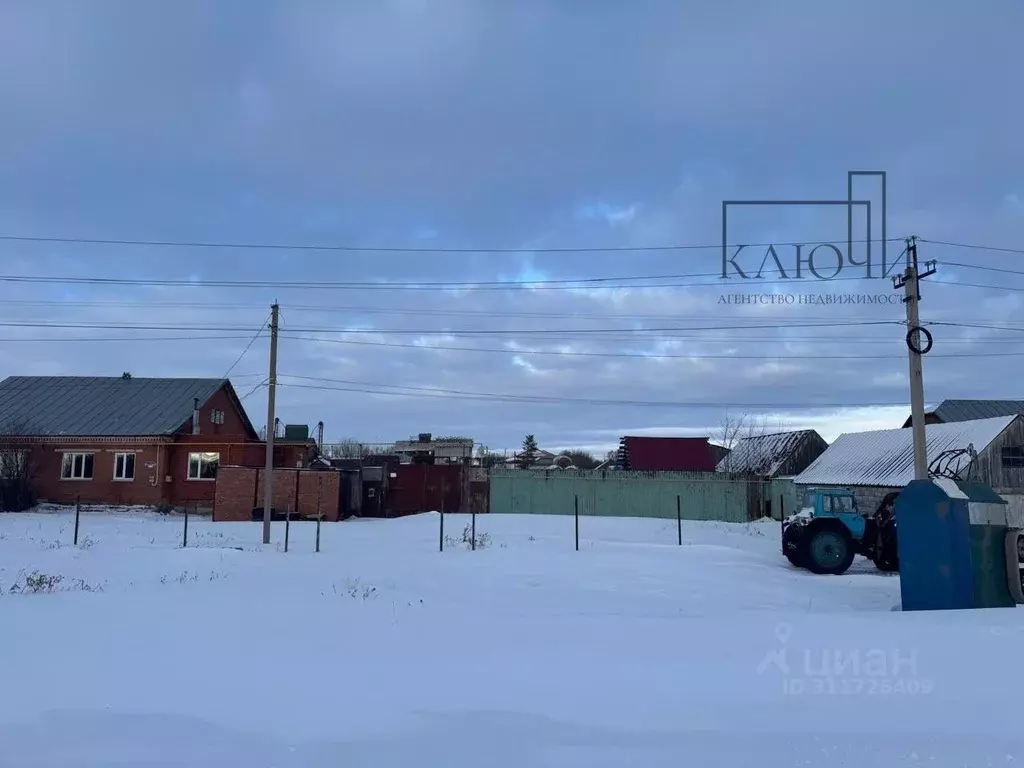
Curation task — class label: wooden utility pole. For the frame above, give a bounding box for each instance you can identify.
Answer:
[262,302,280,544]
[893,237,936,481]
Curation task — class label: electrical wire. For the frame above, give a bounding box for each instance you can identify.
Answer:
[0,233,903,254]
[222,314,270,379]
[0,271,907,291]
[3,326,1022,346]
[0,319,906,334]
[238,378,268,401]
[277,331,1024,360]
[921,239,1024,255]
[273,378,936,410]
[939,261,1024,278]
[0,297,915,322]
[0,265,1016,294]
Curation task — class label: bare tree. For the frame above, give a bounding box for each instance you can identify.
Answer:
[713,412,772,473]
[0,419,39,512]
[475,443,504,469]
[323,439,396,459]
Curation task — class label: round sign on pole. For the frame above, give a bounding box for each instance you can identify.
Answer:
[906,325,933,355]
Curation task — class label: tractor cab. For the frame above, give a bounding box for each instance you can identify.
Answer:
[795,488,865,538]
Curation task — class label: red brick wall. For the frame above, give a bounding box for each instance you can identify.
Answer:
[28,442,168,506]
[176,384,257,440]
[213,466,258,521]
[214,466,340,522]
[297,471,340,521]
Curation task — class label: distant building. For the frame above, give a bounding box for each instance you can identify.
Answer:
[715,430,827,478]
[393,433,474,465]
[902,399,1024,428]
[503,448,557,468]
[616,436,719,472]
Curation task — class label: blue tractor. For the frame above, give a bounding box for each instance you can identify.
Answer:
[781,487,900,575]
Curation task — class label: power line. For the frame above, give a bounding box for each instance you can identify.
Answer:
[276,378,919,410]
[0,319,905,334]
[1,328,1020,348]
[0,233,903,254]
[0,297,913,321]
[239,378,268,401]
[278,331,1024,360]
[940,261,1024,277]
[923,239,1024,255]
[0,271,906,291]
[222,314,270,379]
[0,333,260,343]
[0,265,1016,294]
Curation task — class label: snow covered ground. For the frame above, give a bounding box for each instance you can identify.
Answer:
[1,505,1022,766]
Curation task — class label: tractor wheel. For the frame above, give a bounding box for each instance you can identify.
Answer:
[781,524,807,568]
[805,521,856,575]
[874,526,899,572]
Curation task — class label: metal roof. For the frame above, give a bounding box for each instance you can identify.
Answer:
[0,376,243,437]
[715,430,818,475]
[795,415,1019,488]
[933,400,1024,423]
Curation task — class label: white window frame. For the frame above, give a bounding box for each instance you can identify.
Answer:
[210,409,225,425]
[113,452,136,481]
[187,451,220,481]
[61,452,94,480]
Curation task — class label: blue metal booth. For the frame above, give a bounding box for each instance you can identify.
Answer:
[897,478,1024,611]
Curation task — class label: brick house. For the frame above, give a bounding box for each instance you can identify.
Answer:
[0,375,314,511]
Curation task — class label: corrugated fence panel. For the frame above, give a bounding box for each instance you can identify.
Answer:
[488,469,751,522]
[765,478,800,519]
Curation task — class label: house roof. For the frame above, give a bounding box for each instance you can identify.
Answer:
[933,400,1024,423]
[621,436,717,472]
[0,376,256,437]
[716,430,820,475]
[795,415,1018,488]
[903,399,1024,427]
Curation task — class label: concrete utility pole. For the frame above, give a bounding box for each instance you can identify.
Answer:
[262,302,280,544]
[893,237,937,481]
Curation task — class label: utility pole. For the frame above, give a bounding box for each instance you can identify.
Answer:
[893,237,937,481]
[262,302,280,544]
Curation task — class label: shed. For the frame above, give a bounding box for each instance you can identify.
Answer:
[715,430,827,477]
[795,415,1024,520]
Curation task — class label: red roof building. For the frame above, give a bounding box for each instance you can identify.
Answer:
[617,436,719,472]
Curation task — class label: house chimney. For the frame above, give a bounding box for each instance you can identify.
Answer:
[192,397,200,435]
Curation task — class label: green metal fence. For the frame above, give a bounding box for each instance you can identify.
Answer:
[764,478,800,519]
[488,469,757,523]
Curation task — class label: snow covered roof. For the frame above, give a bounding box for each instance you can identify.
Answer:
[795,415,1019,488]
[716,430,820,476]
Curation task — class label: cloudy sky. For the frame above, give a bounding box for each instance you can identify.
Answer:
[1,1,1022,456]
